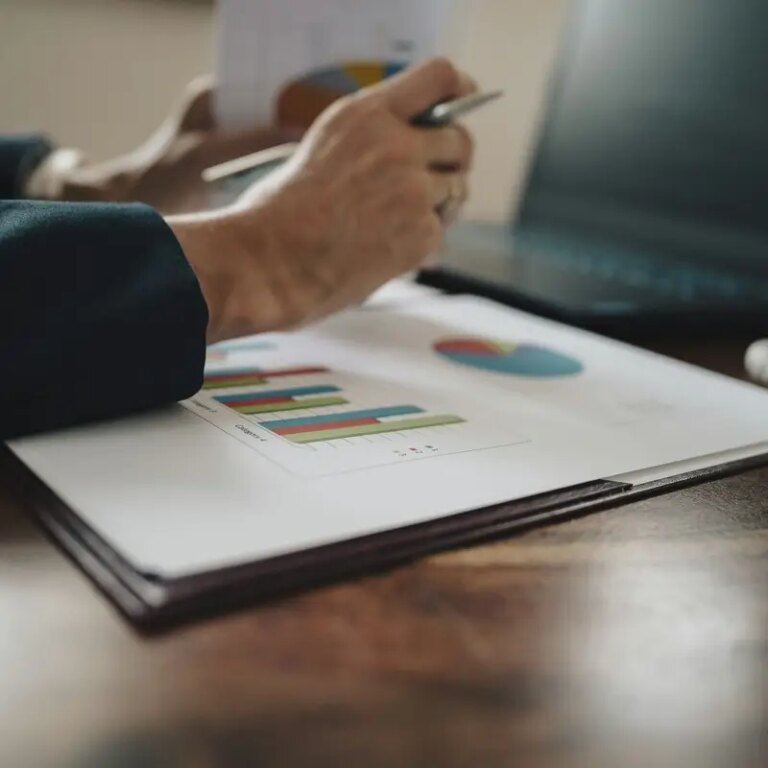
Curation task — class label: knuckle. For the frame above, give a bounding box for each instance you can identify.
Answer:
[324,93,375,129]
[325,94,360,123]
[427,56,462,95]
[342,92,383,121]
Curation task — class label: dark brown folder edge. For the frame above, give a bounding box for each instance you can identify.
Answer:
[4,445,768,634]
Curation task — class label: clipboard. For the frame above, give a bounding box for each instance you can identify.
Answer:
[5,443,768,633]
[6,294,768,633]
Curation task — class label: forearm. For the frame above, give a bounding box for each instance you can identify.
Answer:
[0,201,207,439]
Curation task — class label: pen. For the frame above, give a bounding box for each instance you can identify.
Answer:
[202,90,503,184]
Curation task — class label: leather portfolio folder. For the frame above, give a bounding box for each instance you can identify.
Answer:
[5,446,767,633]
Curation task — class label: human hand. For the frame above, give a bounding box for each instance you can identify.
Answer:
[60,77,300,214]
[169,58,476,342]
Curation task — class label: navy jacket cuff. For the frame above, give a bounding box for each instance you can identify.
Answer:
[0,134,54,199]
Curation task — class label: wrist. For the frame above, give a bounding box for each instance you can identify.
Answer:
[167,206,307,343]
[228,201,331,328]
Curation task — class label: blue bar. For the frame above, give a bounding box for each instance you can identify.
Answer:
[216,385,340,404]
[261,405,424,430]
[209,340,276,352]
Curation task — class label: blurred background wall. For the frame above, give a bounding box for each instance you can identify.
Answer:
[0,0,567,220]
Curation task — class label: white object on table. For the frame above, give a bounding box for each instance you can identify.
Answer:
[745,339,768,385]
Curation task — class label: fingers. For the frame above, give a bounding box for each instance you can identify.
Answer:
[439,174,469,225]
[429,173,454,208]
[428,171,468,214]
[421,124,475,171]
[176,75,217,133]
[419,173,467,271]
[377,57,477,120]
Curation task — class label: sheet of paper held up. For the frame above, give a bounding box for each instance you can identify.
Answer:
[216,0,458,128]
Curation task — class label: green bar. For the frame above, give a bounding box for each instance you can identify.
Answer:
[204,376,266,390]
[234,396,347,415]
[288,414,464,444]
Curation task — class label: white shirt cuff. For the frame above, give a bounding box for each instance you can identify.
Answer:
[24,147,85,200]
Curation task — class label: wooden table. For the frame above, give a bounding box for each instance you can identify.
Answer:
[1,336,766,768]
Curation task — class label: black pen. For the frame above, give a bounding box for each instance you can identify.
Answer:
[202,90,503,184]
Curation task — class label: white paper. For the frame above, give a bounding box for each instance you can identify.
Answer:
[10,296,768,578]
[362,276,440,308]
[216,0,457,127]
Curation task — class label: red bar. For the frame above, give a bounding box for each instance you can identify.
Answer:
[258,366,329,378]
[225,395,293,408]
[273,417,378,436]
[436,339,499,355]
[206,369,264,382]
[207,366,329,383]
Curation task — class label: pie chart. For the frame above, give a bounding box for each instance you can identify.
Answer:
[277,60,405,128]
[434,337,584,378]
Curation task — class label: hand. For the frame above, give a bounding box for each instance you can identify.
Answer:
[60,77,301,214]
[168,58,477,343]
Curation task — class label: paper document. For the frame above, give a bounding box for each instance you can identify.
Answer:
[363,276,440,308]
[216,0,457,127]
[10,295,768,579]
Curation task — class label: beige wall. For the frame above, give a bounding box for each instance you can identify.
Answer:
[0,0,214,159]
[0,0,567,220]
[451,0,568,220]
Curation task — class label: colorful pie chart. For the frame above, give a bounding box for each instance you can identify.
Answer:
[434,337,584,378]
[277,60,406,128]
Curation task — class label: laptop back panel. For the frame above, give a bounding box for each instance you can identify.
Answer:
[516,0,768,278]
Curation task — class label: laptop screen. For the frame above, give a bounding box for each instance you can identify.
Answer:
[516,0,768,275]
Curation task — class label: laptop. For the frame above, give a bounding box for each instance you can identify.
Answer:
[422,0,768,334]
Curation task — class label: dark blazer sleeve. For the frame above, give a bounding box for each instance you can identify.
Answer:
[0,134,54,199]
[0,199,208,439]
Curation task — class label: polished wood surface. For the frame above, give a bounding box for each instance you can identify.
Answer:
[1,336,766,768]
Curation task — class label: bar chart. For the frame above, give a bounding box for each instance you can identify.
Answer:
[188,342,526,476]
[261,406,464,444]
[215,385,347,415]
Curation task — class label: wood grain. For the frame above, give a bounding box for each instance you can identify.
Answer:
[1,336,767,768]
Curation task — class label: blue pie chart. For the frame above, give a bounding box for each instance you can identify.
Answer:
[435,337,584,378]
